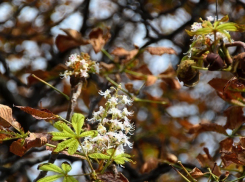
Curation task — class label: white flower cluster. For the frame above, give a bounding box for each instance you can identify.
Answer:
[82,86,135,156]
[60,53,99,78]
[186,16,231,58]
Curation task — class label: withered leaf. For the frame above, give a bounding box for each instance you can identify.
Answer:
[25,133,51,149]
[208,78,245,106]
[141,157,158,173]
[159,65,181,90]
[111,47,139,62]
[97,172,129,182]
[224,106,245,130]
[197,149,221,176]
[145,47,176,55]
[146,75,158,86]
[220,138,233,153]
[10,139,26,157]
[0,104,22,131]
[14,105,58,120]
[55,29,89,52]
[188,122,227,135]
[190,167,204,178]
[100,62,115,71]
[10,133,51,157]
[89,27,111,53]
[27,64,67,85]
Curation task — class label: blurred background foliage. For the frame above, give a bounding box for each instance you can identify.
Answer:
[0,0,245,181]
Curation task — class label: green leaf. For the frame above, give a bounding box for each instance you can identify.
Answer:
[114,156,133,165]
[114,158,125,165]
[218,29,232,42]
[115,153,131,158]
[63,176,78,182]
[186,28,212,36]
[71,113,85,135]
[106,149,114,156]
[54,138,75,153]
[79,130,98,138]
[38,163,63,173]
[219,15,229,23]
[51,132,74,140]
[37,174,64,182]
[89,153,110,159]
[61,162,72,173]
[59,122,74,134]
[66,139,79,155]
[53,121,66,132]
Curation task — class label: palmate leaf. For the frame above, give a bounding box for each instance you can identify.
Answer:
[51,114,97,154]
[54,138,76,153]
[67,139,79,155]
[51,132,74,140]
[89,153,110,160]
[37,162,78,182]
[79,130,98,138]
[38,163,63,173]
[37,174,64,182]
[63,176,78,182]
[61,162,72,173]
[71,113,85,135]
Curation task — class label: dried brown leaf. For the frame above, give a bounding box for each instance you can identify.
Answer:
[0,104,22,131]
[190,167,204,178]
[188,122,227,135]
[197,150,221,176]
[27,64,67,85]
[145,47,176,55]
[220,138,233,153]
[111,47,138,62]
[146,75,158,86]
[10,133,51,157]
[89,27,111,53]
[97,172,129,182]
[100,62,115,71]
[224,106,245,130]
[141,157,158,173]
[10,139,26,157]
[55,29,89,52]
[15,105,58,120]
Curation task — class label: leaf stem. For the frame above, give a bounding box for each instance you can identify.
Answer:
[178,161,197,182]
[32,74,70,100]
[58,116,72,125]
[101,146,117,174]
[105,76,132,98]
[101,49,114,61]
[170,164,192,182]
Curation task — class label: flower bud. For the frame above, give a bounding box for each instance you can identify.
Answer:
[177,60,199,87]
[205,53,225,71]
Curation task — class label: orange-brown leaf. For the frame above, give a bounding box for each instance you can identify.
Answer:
[141,157,158,173]
[111,47,138,62]
[25,133,51,149]
[146,75,158,86]
[10,139,26,157]
[27,64,67,85]
[220,138,233,153]
[145,47,176,55]
[0,104,22,131]
[190,167,204,178]
[188,122,227,135]
[15,106,58,120]
[224,106,245,130]
[89,28,111,53]
[55,29,89,52]
[98,172,129,182]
